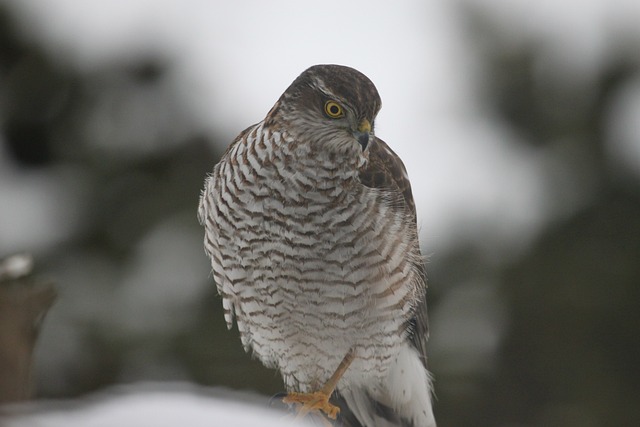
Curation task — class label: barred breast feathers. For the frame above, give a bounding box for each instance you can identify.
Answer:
[198,122,265,329]
[203,130,420,323]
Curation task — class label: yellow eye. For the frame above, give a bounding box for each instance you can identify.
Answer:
[324,101,344,118]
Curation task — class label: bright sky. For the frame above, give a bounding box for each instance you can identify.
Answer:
[3,0,640,254]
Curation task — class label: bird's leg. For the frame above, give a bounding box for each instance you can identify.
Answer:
[282,348,356,422]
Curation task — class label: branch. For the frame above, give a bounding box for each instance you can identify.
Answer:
[0,253,56,403]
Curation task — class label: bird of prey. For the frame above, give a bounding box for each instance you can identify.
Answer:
[198,64,435,426]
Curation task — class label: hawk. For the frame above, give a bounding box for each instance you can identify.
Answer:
[198,64,435,426]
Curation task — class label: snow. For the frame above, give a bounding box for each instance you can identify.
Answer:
[2,383,310,427]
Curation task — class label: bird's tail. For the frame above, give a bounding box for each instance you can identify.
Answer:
[334,343,435,427]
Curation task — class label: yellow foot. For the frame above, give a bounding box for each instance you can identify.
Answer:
[282,390,340,420]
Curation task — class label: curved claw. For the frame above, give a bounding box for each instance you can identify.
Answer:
[269,392,290,410]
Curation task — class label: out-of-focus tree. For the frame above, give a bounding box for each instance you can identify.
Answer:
[431,5,640,426]
[0,3,281,401]
[0,2,638,426]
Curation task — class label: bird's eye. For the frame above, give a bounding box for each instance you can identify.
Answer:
[324,101,344,118]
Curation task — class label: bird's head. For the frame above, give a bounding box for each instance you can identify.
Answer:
[266,64,381,160]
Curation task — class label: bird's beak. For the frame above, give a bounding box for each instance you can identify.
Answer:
[355,119,372,150]
[358,119,371,134]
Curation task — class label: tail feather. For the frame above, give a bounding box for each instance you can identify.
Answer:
[335,389,406,427]
[334,343,436,427]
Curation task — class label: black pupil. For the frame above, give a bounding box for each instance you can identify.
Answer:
[329,105,339,115]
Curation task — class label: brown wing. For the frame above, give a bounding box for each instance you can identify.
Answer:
[359,137,429,364]
[359,137,417,218]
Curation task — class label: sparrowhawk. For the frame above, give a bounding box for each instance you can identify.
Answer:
[198,64,435,426]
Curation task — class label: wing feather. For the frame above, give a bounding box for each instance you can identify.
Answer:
[359,137,429,355]
[334,137,434,426]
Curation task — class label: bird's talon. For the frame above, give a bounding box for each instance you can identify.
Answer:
[282,391,340,420]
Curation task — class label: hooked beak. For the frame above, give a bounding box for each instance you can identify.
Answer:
[355,119,372,150]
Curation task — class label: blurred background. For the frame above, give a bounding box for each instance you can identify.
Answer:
[0,0,639,426]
